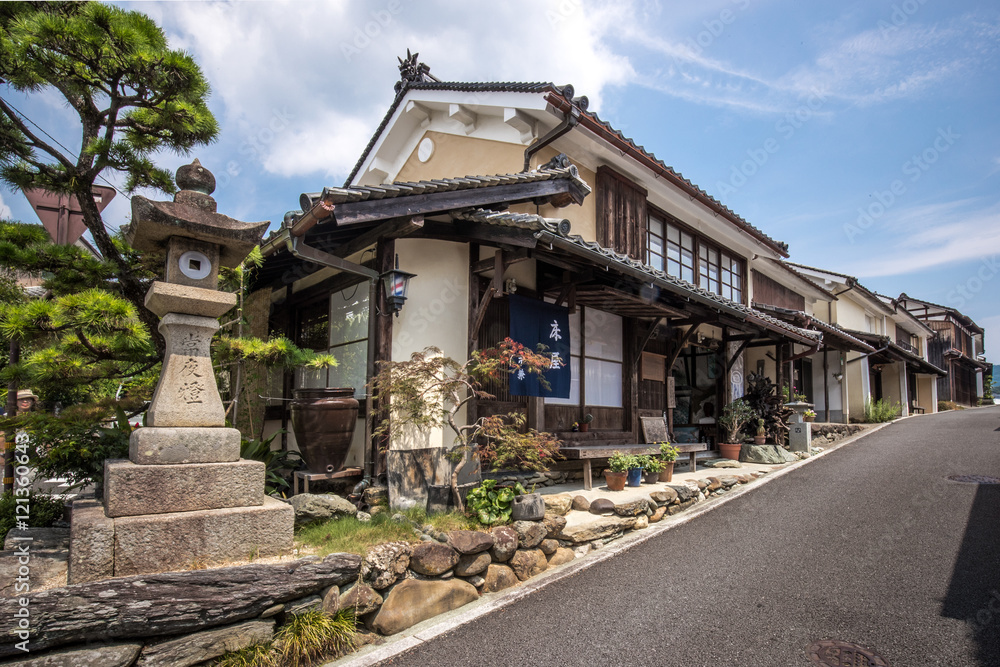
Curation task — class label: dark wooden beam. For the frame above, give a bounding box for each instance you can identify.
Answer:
[333,180,579,226]
[632,317,663,369]
[419,220,538,248]
[471,248,530,273]
[725,338,752,374]
[329,215,423,260]
[665,319,709,371]
[787,344,821,363]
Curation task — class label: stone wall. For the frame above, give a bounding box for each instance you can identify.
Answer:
[0,473,769,665]
[810,423,867,448]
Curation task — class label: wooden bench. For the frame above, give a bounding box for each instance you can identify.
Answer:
[560,443,710,490]
[910,400,926,415]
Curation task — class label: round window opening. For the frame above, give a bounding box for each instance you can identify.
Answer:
[178,250,211,280]
[417,137,435,163]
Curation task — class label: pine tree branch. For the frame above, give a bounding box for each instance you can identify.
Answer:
[0,96,76,171]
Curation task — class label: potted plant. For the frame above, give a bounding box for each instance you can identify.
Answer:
[605,451,630,491]
[579,413,594,432]
[658,442,678,482]
[626,454,644,487]
[643,456,665,484]
[718,399,755,461]
[754,418,767,445]
[803,409,816,423]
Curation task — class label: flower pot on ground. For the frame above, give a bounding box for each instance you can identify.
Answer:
[605,452,631,491]
[657,442,678,481]
[625,455,644,487]
[643,456,666,484]
[604,470,627,491]
[718,442,742,461]
[804,409,816,423]
[753,436,767,445]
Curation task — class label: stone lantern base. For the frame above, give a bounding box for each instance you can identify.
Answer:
[69,495,293,581]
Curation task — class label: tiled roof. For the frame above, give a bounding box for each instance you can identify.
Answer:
[460,208,819,344]
[346,76,790,257]
[305,164,590,209]
[785,261,893,313]
[752,303,874,352]
[844,329,947,376]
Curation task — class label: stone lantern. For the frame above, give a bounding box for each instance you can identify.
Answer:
[69,160,294,582]
[784,401,814,453]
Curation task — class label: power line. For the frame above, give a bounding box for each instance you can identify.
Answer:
[0,97,132,202]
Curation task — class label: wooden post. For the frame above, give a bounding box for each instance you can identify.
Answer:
[823,348,830,423]
[373,239,395,476]
[775,342,785,398]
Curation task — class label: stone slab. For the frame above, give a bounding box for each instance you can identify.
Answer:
[3,527,70,551]
[137,619,275,667]
[113,496,294,576]
[0,642,142,667]
[104,459,264,518]
[68,499,115,585]
[144,280,235,318]
[129,426,241,465]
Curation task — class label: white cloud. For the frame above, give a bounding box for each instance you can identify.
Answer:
[142,0,635,183]
[0,193,11,220]
[841,200,1000,278]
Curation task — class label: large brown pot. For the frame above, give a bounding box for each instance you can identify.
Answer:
[604,470,627,491]
[658,462,674,482]
[718,442,742,461]
[290,388,359,474]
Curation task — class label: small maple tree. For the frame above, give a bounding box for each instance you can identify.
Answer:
[370,339,561,511]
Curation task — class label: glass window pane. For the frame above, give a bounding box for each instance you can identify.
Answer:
[650,253,664,271]
[296,366,327,389]
[649,236,663,257]
[667,243,680,264]
[326,341,368,396]
[330,286,369,345]
[681,247,694,268]
[682,265,695,283]
[681,232,694,251]
[649,215,663,237]
[584,309,623,361]
[667,224,680,244]
[699,245,708,261]
[709,248,719,266]
[667,258,680,277]
[546,355,581,405]
[585,359,622,407]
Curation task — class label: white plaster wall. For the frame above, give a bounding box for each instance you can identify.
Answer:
[810,350,845,420]
[391,238,470,451]
[847,353,870,418]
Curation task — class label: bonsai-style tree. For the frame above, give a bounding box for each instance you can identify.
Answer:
[718,398,756,444]
[370,339,560,511]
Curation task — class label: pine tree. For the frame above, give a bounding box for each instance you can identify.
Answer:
[0,1,219,350]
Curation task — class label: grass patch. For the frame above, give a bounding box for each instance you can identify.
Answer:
[214,609,357,667]
[861,398,901,423]
[295,507,477,557]
[938,400,965,411]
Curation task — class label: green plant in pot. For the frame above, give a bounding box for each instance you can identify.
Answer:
[579,413,594,432]
[643,455,666,484]
[625,454,644,487]
[605,451,630,491]
[754,418,767,445]
[657,442,678,482]
[718,399,755,461]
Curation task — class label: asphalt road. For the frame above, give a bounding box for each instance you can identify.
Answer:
[373,407,1000,666]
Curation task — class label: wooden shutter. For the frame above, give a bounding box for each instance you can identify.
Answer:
[596,166,648,260]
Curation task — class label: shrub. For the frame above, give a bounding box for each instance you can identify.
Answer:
[938,400,964,412]
[863,399,901,423]
[240,432,303,497]
[0,491,66,542]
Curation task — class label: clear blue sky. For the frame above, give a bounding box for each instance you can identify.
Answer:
[2,1,998,367]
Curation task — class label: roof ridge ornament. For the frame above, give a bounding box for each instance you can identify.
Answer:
[395,49,438,93]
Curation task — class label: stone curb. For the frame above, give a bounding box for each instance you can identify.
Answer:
[326,419,897,666]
